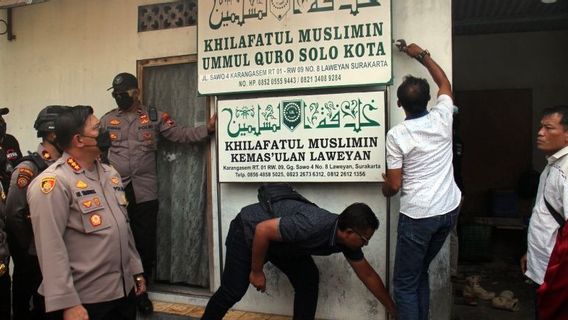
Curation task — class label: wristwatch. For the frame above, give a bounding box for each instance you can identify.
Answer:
[415,50,431,62]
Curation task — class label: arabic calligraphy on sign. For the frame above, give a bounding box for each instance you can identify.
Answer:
[222,94,380,138]
[210,0,381,30]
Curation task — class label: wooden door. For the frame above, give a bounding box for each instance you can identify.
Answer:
[455,89,532,218]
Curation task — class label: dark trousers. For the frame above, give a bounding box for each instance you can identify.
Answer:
[124,183,158,280]
[45,289,137,320]
[202,216,320,320]
[0,271,10,320]
[9,235,45,319]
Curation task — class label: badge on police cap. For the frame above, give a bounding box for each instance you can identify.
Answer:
[90,214,102,227]
[40,177,56,194]
[111,177,120,185]
[110,119,121,125]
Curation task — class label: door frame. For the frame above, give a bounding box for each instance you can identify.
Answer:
[137,54,215,293]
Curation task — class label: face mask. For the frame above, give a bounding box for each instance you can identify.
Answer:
[82,129,111,154]
[114,92,134,110]
[0,148,7,171]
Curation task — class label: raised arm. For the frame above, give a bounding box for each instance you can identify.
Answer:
[249,218,282,292]
[402,43,452,99]
[348,258,397,318]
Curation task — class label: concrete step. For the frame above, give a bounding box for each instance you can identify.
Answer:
[137,300,292,320]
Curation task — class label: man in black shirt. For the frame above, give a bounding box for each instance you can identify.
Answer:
[0,107,23,191]
[0,107,22,318]
[202,200,396,319]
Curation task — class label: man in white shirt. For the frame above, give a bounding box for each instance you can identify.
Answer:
[382,42,461,320]
[521,105,568,318]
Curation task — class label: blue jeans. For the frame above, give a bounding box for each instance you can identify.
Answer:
[393,207,459,320]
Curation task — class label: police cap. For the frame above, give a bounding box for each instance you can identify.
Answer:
[107,72,138,93]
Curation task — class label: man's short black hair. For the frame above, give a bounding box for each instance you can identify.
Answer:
[397,75,431,115]
[55,105,94,150]
[542,105,568,130]
[337,203,379,231]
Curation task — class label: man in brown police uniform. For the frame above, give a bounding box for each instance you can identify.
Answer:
[27,105,146,320]
[101,72,216,313]
[6,105,70,319]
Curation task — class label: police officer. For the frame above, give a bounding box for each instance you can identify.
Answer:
[0,106,21,319]
[0,107,23,191]
[6,105,70,319]
[101,72,216,314]
[0,180,9,320]
[27,105,145,319]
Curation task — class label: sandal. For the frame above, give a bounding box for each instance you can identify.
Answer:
[491,296,520,312]
[499,290,515,300]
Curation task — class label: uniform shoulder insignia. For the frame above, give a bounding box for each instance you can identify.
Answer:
[40,176,56,194]
[17,167,35,189]
[42,150,52,160]
[19,167,34,177]
[66,157,82,172]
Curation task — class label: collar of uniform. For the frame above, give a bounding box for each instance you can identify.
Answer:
[37,143,60,161]
[329,218,339,247]
[547,145,568,164]
[65,156,84,173]
[116,107,143,115]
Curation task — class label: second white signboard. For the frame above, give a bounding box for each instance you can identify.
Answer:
[218,91,386,182]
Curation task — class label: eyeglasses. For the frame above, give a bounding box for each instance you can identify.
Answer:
[352,229,369,245]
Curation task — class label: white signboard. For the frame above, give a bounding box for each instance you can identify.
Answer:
[198,0,392,95]
[218,91,385,182]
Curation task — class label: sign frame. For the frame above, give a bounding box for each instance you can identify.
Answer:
[198,0,393,95]
[216,89,387,183]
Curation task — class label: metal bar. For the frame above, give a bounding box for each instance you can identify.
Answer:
[7,7,15,41]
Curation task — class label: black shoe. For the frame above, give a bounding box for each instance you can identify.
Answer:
[138,293,154,315]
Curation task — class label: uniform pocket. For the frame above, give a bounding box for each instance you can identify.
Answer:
[78,196,111,233]
[109,131,121,146]
[138,130,157,151]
